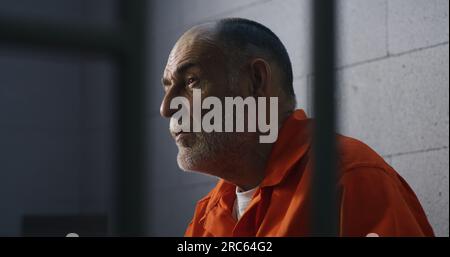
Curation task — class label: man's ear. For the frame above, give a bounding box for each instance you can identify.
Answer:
[249,58,272,97]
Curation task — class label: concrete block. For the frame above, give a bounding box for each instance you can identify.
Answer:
[388,0,449,54]
[337,0,388,65]
[391,148,449,237]
[337,44,449,156]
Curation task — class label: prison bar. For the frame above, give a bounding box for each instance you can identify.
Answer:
[0,0,148,236]
[311,0,339,236]
[115,0,148,236]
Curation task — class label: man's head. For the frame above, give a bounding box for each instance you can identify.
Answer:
[160,18,295,178]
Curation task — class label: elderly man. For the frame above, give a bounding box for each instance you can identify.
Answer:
[160,18,434,236]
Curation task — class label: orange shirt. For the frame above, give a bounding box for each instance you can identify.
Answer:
[185,109,434,237]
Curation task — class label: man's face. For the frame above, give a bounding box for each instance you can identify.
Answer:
[160,30,254,173]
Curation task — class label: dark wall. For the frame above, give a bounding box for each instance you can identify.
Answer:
[0,0,117,236]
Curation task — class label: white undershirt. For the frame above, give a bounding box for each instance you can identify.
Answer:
[232,186,258,220]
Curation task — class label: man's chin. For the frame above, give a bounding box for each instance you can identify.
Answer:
[176,148,203,172]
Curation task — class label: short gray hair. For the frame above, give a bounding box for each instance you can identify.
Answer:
[213,18,296,108]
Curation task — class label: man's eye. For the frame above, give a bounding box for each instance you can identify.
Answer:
[186,77,198,87]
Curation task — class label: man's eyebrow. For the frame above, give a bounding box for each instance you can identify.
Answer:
[162,61,199,86]
[175,61,199,75]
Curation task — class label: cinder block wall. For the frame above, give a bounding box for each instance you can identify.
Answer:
[337,0,449,237]
[149,0,449,236]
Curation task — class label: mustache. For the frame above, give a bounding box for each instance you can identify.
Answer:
[169,117,192,135]
[169,117,182,134]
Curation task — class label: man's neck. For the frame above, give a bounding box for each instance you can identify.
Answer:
[213,109,293,190]
[223,142,273,191]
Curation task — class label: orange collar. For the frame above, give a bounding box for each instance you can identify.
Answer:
[260,109,311,187]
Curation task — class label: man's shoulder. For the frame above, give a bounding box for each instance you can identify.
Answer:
[333,134,405,186]
[336,134,388,171]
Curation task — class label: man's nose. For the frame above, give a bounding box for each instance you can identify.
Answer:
[160,88,177,118]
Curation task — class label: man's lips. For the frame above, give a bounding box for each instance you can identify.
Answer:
[172,131,193,141]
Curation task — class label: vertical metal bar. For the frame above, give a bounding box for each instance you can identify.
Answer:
[115,0,148,236]
[311,0,338,236]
